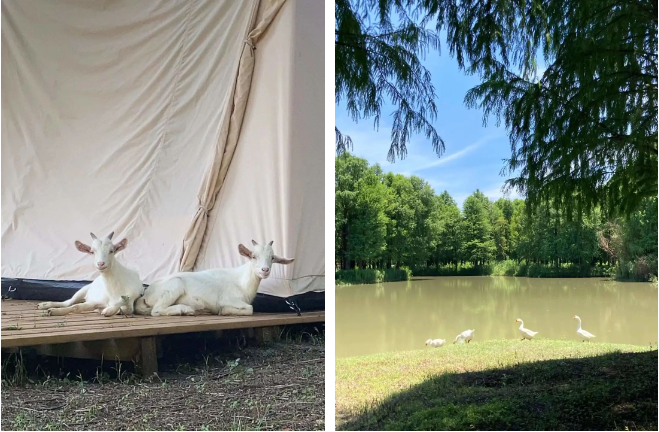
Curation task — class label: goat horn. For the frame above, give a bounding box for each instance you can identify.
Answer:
[107,231,115,240]
[251,240,258,246]
[90,232,98,240]
[268,240,274,246]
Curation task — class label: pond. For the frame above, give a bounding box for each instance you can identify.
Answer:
[335,276,658,358]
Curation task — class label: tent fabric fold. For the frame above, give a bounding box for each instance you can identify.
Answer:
[179,0,286,272]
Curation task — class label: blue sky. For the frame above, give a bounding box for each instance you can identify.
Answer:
[336,38,525,209]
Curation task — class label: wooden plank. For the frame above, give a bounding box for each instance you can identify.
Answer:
[2,301,322,327]
[1,312,323,338]
[2,311,324,347]
[1,310,229,324]
[2,309,322,329]
[0,313,258,331]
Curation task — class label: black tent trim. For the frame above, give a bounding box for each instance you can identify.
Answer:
[1,278,325,314]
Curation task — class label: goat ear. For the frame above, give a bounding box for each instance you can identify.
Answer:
[273,255,294,265]
[107,231,115,240]
[268,240,274,246]
[113,238,128,253]
[239,244,253,258]
[251,240,258,246]
[90,232,98,240]
[75,241,92,254]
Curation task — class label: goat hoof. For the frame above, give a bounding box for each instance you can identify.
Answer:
[37,302,50,310]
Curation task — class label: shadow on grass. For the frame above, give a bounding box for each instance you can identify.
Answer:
[339,350,658,431]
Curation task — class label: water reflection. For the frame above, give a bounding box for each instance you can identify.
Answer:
[336,276,658,358]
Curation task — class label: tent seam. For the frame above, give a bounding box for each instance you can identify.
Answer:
[194,0,262,268]
[123,0,196,248]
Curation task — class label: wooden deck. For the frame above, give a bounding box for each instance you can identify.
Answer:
[1,299,325,348]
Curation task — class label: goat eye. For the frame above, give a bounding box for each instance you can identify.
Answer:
[110,250,114,254]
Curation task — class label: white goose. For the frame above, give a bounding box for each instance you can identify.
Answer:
[425,338,446,347]
[453,329,475,344]
[515,318,538,340]
[573,315,596,342]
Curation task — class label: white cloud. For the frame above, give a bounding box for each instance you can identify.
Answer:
[482,182,522,201]
[410,133,504,174]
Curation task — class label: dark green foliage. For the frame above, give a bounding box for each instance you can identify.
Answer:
[413,261,611,278]
[445,0,659,217]
[336,153,657,281]
[461,191,496,265]
[335,0,443,161]
[599,196,659,281]
[337,0,657,217]
[336,267,411,285]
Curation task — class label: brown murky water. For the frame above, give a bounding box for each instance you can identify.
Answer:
[336,276,658,358]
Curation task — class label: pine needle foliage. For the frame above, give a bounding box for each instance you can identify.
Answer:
[337,0,657,216]
[335,0,444,161]
[427,0,658,217]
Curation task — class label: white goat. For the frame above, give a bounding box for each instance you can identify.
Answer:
[135,240,294,316]
[37,232,144,317]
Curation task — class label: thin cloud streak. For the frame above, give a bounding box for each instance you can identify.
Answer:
[411,134,501,173]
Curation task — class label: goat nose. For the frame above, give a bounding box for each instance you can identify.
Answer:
[97,262,106,267]
[262,268,270,273]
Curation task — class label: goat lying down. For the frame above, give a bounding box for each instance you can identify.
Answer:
[135,240,294,316]
[37,232,144,317]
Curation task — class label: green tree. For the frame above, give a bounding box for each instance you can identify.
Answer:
[461,190,496,265]
[600,196,658,280]
[382,173,417,267]
[433,191,462,266]
[437,0,658,216]
[335,153,371,268]
[509,199,527,261]
[407,176,440,266]
[348,171,390,267]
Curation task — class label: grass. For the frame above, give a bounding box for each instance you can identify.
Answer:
[336,340,658,430]
[1,325,325,431]
[336,268,411,285]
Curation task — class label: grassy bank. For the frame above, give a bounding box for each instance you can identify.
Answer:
[336,268,411,285]
[336,340,657,430]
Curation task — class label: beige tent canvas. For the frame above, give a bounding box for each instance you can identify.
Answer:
[1,0,324,312]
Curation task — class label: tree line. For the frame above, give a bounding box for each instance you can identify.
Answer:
[336,153,657,281]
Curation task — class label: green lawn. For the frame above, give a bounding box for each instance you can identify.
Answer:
[336,340,658,430]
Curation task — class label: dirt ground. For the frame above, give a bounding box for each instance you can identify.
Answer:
[1,328,325,431]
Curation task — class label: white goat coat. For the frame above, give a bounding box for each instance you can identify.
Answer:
[84,264,143,308]
[140,262,261,315]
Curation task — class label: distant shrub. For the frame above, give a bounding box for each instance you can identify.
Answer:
[413,261,612,278]
[335,267,411,285]
[491,260,518,276]
[412,263,492,277]
[384,267,411,282]
[614,255,658,282]
[336,261,622,285]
